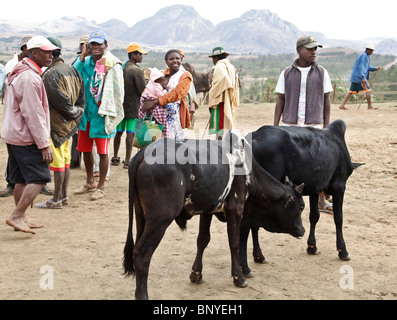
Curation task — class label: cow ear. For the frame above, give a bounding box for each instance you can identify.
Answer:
[285,195,296,209]
[295,183,305,195]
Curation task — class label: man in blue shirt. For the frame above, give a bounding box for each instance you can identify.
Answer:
[339,44,381,110]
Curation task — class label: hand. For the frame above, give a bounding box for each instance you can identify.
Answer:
[142,99,159,112]
[376,67,381,71]
[80,42,90,62]
[41,146,53,164]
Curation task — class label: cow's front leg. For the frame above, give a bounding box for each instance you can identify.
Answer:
[190,213,213,284]
[226,201,247,288]
[332,182,350,260]
[307,194,320,255]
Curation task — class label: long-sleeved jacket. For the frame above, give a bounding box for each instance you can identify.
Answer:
[350,51,377,83]
[1,58,51,149]
[42,58,85,148]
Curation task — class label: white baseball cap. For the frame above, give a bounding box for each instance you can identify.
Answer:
[366,44,375,51]
[27,36,60,51]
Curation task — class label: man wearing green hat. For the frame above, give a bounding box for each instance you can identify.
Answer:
[36,37,85,209]
[208,47,240,140]
[274,36,334,213]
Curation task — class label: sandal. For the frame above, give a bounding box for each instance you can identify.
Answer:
[111,157,120,166]
[122,160,129,169]
[0,186,14,197]
[60,197,69,207]
[40,185,55,195]
[74,183,97,195]
[319,205,333,214]
[35,198,62,209]
[91,188,105,201]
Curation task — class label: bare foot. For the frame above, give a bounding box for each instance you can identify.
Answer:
[368,106,378,110]
[6,217,35,234]
[24,218,44,229]
[339,105,348,110]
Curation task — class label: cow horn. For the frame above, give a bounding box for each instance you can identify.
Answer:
[285,176,290,183]
[295,183,305,195]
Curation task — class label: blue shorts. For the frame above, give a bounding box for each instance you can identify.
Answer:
[7,144,51,185]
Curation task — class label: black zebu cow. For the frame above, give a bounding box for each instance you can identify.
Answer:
[123,133,305,300]
[245,120,362,265]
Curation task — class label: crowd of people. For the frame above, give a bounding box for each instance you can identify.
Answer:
[0,31,381,234]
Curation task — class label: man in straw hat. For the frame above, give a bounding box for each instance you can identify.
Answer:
[2,36,60,233]
[208,47,239,140]
[339,44,381,110]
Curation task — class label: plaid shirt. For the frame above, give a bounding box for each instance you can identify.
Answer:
[139,89,168,137]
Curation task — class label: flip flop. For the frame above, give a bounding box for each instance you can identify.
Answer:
[111,157,120,166]
[74,183,97,195]
[122,160,129,169]
[35,199,62,209]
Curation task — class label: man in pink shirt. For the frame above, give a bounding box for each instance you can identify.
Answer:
[1,36,59,234]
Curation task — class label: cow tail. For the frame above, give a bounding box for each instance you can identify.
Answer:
[123,150,145,276]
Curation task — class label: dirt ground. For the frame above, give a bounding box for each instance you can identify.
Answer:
[0,100,396,301]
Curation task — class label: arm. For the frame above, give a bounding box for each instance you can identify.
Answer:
[323,92,331,128]
[135,69,147,96]
[158,74,192,106]
[19,77,51,150]
[273,93,285,126]
[44,70,85,122]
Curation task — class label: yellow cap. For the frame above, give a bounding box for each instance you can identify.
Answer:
[127,43,148,54]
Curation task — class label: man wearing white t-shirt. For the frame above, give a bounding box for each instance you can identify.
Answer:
[274,36,332,129]
[274,36,333,213]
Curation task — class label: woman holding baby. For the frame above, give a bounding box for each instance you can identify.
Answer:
[140,49,193,139]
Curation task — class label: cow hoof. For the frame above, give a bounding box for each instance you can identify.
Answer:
[190,271,203,284]
[338,251,351,261]
[244,271,255,279]
[233,276,248,288]
[307,245,319,255]
[253,255,266,264]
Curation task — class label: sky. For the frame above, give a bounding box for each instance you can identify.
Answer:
[1,0,396,41]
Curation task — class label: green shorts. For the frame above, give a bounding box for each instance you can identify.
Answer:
[116,118,136,133]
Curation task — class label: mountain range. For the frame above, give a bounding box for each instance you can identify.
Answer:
[1,5,396,55]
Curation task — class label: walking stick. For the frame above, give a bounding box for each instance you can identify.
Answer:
[358,70,378,110]
[202,118,210,139]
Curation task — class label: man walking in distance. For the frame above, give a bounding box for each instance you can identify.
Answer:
[208,47,240,140]
[36,37,85,209]
[111,43,147,168]
[2,36,59,234]
[274,36,333,213]
[339,44,381,110]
